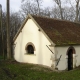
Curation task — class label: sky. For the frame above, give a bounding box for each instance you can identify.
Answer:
[0,0,53,12]
[0,0,22,11]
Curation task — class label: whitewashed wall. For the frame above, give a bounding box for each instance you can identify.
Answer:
[14,18,80,70]
[56,46,80,70]
[55,46,69,70]
[74,46,80,67]
[14,19,55,67]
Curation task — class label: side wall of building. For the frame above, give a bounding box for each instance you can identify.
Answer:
[56,46,80,70]
[14,19,55,68]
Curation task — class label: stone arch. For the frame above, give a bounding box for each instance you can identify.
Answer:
[25,42,36,51]
[66,46,76,55]
[66,46,76,70]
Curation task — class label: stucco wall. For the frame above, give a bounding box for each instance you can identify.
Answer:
[14,19,55,67]
[14,18,80,70]
[55,46,69,70]
[56,46,80,70]
[74,46,80,67]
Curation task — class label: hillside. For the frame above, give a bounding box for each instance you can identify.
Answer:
[0,60,80,80]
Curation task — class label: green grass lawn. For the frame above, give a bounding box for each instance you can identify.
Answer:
[0,59,80,80]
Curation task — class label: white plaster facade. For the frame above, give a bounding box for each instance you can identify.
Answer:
[55,46,80,70]
[13,15,80,71]
[14,19,55,68]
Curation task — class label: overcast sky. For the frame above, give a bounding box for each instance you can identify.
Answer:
[0,0,53,12]
[0,0,21,11]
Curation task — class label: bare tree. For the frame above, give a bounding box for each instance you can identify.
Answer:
[20,1,39,19]
[34,0,42,15]
[20,0,50,18]
[67,0,80,22]
[10,12,22,38]
[1,12,7,55]
[53,0,63,19]
[51,7,61,19]
[40,7,51,17]
[21,0,42,15]
[0,10,22,57]
[0,4,4,59]
[75,0,80,22]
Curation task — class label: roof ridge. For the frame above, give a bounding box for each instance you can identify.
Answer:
[31,14,80,25]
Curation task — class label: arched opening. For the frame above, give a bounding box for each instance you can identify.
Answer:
[25,42,35,54]
[67,47,75,71]
[27,45,34,54]
[68,49,73,70]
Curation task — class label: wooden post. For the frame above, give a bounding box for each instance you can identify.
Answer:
[6,0,11,59]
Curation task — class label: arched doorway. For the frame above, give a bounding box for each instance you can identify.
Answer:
[67,47,75,71]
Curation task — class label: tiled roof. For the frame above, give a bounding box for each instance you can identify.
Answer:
[32,15,80,46]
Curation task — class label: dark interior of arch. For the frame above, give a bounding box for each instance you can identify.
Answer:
[27,45,34,54]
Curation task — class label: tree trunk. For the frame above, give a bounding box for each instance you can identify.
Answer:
[36,0,40,15]
[59,5,63,19]
[53,0,63,19]
[75,0,79,22]
[0,4,5,59]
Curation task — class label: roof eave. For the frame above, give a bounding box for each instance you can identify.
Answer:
[13,14,31,42]
[29,14,55,46]
[13,14,55,46]
[55,44,80,47]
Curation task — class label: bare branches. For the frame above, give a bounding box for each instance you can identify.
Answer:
[66,0,80,22]
[34,0,42,14]
[54,0,61,7]
[75,0,80,22]
[75,0,79,3]
[53,0,63,19]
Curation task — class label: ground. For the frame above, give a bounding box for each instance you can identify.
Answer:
[0,58,80,80]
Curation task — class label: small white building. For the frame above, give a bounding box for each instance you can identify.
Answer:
[13,14,80,71]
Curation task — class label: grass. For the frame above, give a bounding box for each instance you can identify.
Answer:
[0,59,80,80]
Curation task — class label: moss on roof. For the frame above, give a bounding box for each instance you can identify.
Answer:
[32,15,80,45]
[13,14,80,46]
